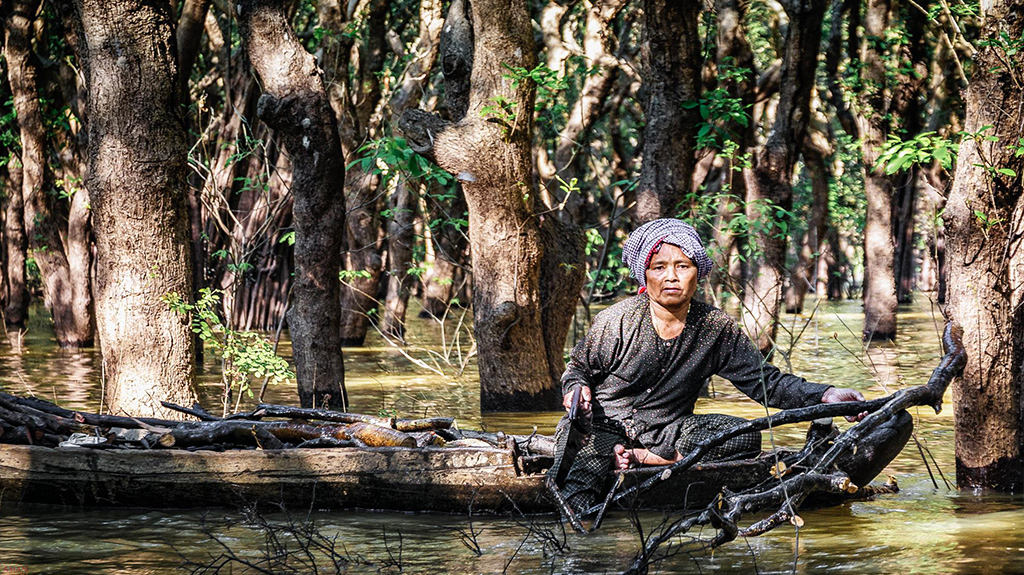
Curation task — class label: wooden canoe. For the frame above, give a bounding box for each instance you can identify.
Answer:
[0,442,784,514]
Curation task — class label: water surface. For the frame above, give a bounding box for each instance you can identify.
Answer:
[0,298,1021,574]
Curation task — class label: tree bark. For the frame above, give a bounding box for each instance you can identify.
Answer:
[176,0,211,103]
[5,0,91,347]
[2,160,28,326]
[381,0,444,340]
[741,0,826,353]
[318,0,389,347]
[550,0,627,223]
[945,0,1024,492]
[401,0,570,410]
[634,0,701,222]
[77,0,198,418]
[857,0,898,341]
[237,0,348,410]
[710,0,757,299]
[785,120,831,313]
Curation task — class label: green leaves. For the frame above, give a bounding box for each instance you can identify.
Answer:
[351,137,454,190]
[681,86,752,151]
[163,288,295,404]
[480,94,519,135]
[876,131,958,174]
[973,209,1005,233]
[501,62,568,117]
[339,269,372,282]
[1011,138,1024,158]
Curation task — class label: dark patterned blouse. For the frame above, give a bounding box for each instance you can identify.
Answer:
[561,294,831,459]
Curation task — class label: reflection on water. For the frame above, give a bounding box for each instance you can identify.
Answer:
[0,298,1021,574]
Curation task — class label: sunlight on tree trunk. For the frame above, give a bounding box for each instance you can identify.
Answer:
[945,0,1024,492]
[78,0,198,418]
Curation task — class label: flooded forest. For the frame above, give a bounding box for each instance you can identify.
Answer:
[0,0,1022,573]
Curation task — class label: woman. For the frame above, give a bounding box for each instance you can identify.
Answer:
[555,218,867,514]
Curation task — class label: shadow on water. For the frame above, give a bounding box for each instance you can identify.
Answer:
[0,298,1021,574]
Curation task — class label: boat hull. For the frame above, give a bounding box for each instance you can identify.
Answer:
[0,444,776,514]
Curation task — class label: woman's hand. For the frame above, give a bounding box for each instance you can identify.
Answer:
[614,445,640,470]
[562,385,592,416]
[821,387,868,422]
[613,446,680,469]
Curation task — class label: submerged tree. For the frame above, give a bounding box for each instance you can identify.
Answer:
[401,0,585,411]
[4,0,92,347]
[238,0,349,410]
[76,0,198,417]
[945,0,1023,492]
[634,0,701,222]
[856,0,899,341]
[741,0,827,353]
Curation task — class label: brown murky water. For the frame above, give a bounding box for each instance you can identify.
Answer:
[0,298,1021,574]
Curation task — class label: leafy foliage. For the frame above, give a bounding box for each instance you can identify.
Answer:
[164,289,294,412]
[350,137,454,189]
[877,131,958,174]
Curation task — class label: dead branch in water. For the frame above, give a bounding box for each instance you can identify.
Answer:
[618,322,965,575]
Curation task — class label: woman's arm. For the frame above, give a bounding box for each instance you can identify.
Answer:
[613,444,683,469]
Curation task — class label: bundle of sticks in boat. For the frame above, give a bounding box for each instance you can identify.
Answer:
[0,391,554,454]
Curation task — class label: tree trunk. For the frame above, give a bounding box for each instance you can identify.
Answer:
[634,0,701,222]
[785,122,831,313]
[50,0,95,348]
[824,0,858,139]
[6,0,91,347]
[539,215,587,384]
[2,160,28,326]
[338,167,384,347]
[318,0,389,348]
[420,187,469,318]
[923,32,960,306]
[550,0,627,223]
[741,0,826,353]
[857,0,898,341]
[825,225,847,299]
[175,0,211,103]
[382,179,419,341]
[177,0,212,362]
[401,0,568,411]
[711,0,757,299]
[66,177,93,346]
[945,0,1024,492]
[419,0,474,319]
[889,10,928,305]
[381,0,445,339]
[892,168,918,304]
[77,0,198,418]
[238,0,348,410]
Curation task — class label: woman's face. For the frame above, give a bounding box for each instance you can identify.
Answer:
[644,243,699,310]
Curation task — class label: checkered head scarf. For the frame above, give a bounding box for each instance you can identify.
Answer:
[622,219,713,290]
